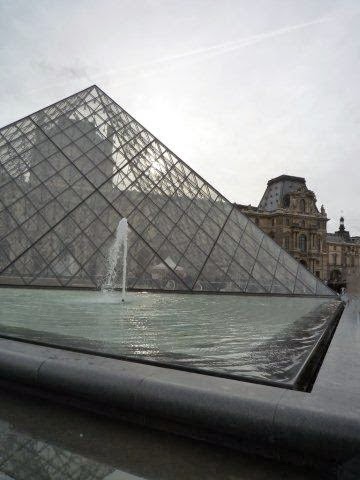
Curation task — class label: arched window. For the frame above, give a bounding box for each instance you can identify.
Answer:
[300,199,306,213]
[299,234,307,252]
[283,194,290,208]
[284,236,290,250]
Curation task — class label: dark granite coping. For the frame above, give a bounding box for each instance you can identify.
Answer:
[0,302,358,465]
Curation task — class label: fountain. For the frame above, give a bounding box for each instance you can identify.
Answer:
[102,218,128,301]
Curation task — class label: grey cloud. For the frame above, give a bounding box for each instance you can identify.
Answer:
[34,59,95,81]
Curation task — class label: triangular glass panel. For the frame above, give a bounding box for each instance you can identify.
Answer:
[294,277,313,295]
[30,265,62,287]
[0,266,26,285]
[316,280,334,296]
[66,268,97,288]
[132,254,188,291]
[273,263,296,293]
[9,247,48,284]
[82,250,107,288]
[271,278,292,294]
[297,265,317,294]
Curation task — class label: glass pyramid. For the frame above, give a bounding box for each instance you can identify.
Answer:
[0,85,334,296]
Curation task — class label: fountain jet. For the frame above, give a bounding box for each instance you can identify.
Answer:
[102,218,128,301]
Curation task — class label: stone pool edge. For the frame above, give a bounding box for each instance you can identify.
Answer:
[0,301,358,466]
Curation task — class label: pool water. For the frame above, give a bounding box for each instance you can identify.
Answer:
[0,288,341,387]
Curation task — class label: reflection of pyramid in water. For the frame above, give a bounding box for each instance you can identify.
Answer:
[0,85,334,296]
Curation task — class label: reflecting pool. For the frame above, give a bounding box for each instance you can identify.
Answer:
[0,288,341,387]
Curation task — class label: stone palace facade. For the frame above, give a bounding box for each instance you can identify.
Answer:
[236,175,360,290]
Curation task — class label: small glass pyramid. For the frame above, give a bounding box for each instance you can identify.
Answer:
[0,86,335,296]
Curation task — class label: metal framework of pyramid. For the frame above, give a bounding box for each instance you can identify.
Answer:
[0,85,334,296]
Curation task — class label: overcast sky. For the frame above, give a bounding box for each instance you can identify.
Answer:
[1,0,359,234]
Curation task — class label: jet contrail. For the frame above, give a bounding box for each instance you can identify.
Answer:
[135,16,333,68]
